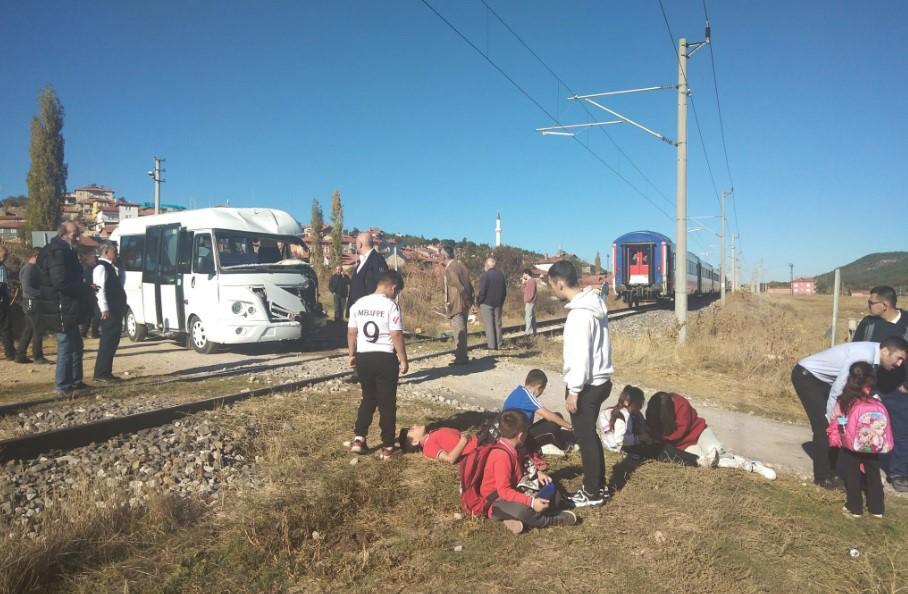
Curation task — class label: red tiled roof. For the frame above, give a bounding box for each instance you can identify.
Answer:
[0,220,25,229]
[75,184,113,193]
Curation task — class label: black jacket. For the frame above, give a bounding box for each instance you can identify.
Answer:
[347,250,388,313]
[853,310,908,391]
[329,273,351,297]
[477,268,507,308]
[35,237,93,332]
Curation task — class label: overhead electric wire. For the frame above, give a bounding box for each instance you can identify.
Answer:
[655,0,723,213]
[418,0,674,221]
[479,0,674,209]
[702,0,741,241]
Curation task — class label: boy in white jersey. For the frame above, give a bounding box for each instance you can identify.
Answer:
[347,271,409,459]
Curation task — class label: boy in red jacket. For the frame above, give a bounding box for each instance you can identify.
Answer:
[481,410,578,534]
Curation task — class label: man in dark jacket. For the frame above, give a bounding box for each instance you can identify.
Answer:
[92,241,126,382]
[15,248,50,364]
[0,245,15,360]
[477,256,507,349]
[36,222,93,396]
[328,265,351,322]
[853,285,908,392]
[347,232,388,314]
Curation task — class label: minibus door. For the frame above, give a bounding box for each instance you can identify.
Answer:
[141,224,184,332]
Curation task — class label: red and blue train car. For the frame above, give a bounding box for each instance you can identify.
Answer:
[611,230,720,306]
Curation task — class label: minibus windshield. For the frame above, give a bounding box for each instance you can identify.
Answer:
[215,231,310,271]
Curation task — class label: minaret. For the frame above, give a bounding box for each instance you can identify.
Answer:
[495,212,502,247]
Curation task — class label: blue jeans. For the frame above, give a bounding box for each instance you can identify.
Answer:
[55,327,84,391]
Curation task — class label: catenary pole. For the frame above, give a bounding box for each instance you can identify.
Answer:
[831,268,841,346]
[720,190,726,305]
[675,38,689,344]
[789,263,794,295]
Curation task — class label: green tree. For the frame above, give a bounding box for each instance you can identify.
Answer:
[329,190,344,266]
[26,85,67,240]
[310,198,324,272]
[594,252,601,274]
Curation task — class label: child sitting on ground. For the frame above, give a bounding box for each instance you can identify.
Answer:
[470,410,577,534]
[598,385,699,467]
[828,362,892,518]
[502,369,576,455]
[646,392,776,480]
[399,425,478,463]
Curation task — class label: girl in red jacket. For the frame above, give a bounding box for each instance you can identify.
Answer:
[646,392,776,480]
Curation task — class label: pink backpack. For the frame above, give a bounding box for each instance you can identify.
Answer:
[827,397,894,454]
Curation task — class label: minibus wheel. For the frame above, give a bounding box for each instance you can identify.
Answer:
[126,308,147,342]
[189,315,218,354]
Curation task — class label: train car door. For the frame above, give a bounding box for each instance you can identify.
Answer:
[141,224,185,332]
[696,262,703,294]
[627,245,652,285]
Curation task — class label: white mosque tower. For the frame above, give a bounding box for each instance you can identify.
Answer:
[495,212,502,247]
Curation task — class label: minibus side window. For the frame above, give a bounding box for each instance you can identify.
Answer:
[143,227,161,282]
[120,235,145,271]
[194,234,215,274]
[177,230,194,274]
[159,227,180,284]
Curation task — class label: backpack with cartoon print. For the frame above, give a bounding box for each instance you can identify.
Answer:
[839,397,894,454]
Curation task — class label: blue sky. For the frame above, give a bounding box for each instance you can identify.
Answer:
[1,1,906,279]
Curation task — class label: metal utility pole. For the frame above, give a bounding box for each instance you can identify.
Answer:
[720,190,726,305]
[148,157,165,215]
[788,263,794,295]
[831,268,841,346]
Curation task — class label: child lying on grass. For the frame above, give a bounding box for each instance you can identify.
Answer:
[399,425,478,463]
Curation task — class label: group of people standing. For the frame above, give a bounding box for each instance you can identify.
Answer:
[793,285,908,518]
[0,222,128,396]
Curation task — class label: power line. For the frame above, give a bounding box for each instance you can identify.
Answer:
[419,0,673,220]
[479,0,674,209]
[655,0,723,212]
[702,0,741,240]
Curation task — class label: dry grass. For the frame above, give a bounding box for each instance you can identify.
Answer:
[5,385,904,593]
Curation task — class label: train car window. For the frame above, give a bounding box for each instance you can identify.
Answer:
[120,235,144,271]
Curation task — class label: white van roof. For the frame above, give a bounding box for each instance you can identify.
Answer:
[113,207,302,239]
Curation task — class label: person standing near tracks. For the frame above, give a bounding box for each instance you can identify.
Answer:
[852,286,908,393]
[522,269,537,336]
[92,241,126,383]
[329,265,351,322]
[347,270,408,459]
[36,222,94,397]
[477,257,506,350]
[441,245,473,366]
[547,260,613,507]
[0,246,16,361]
[15,248,50,365]
[346,232,388,382]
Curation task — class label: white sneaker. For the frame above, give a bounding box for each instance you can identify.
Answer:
[748,461,776,480]
[540,444,567,457]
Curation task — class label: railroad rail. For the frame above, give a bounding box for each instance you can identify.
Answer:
[0,303,656,463]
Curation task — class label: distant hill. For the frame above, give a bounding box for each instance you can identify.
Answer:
[815,252,908,294]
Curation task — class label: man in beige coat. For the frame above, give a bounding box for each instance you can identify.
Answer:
[441,245,473,366]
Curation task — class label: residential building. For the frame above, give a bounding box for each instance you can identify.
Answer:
[792,277,816,295]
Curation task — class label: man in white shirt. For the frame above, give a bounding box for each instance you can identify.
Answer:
[547,260,613,507]
[347,270,408,459]
[792,336,908,488]
[92,242,127,383]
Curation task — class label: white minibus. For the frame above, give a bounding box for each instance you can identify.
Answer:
[112,207,323,353]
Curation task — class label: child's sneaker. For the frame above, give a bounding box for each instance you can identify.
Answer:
[841,506,861,519]
[379,446,401,460]
[870,513,884,519]
[502,519,524,534]
[569,487,609,508]
[540,444,567,457]
[350,436,367,454]
[747,461,777,480]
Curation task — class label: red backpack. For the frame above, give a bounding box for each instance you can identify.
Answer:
[458,442,515,517]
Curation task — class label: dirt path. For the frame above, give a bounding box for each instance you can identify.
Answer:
[401,356,815,477]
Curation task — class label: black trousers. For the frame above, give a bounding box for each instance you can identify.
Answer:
[0,304,15,358]
[791,364,838,482]
[15,304,44,361]
[93,311,123,379]
[354,351,400,447]
[569,380,612,493]
[527,416,576,451]
[333,294,346,321]
[842,449,883,515]
[81,305,100,338]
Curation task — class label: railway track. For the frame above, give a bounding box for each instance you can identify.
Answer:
[0,303,656,463]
